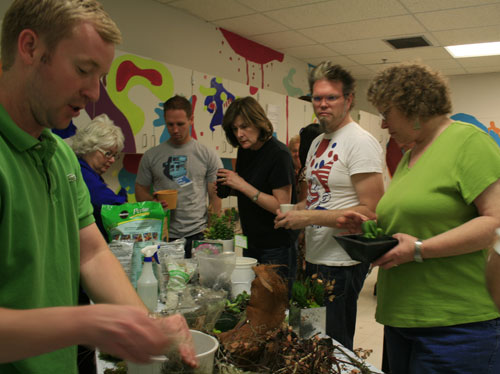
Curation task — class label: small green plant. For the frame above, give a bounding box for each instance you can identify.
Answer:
[204,208,238,240]
[290,275,335,309]
[361,220,384,239]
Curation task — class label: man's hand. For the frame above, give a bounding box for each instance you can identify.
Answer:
[81,305,197,367]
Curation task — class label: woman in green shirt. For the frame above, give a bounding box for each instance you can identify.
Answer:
[341,63,500,374]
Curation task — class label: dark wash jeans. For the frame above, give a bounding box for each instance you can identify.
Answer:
[384,318,500,374]
[305,261,370,350]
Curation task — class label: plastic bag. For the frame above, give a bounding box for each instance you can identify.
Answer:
[195,251,236,291]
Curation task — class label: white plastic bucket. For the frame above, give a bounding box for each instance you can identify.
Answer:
[230,256,257,298]
[190,329,219,374]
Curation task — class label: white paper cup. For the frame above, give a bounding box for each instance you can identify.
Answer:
[280,204,295,213]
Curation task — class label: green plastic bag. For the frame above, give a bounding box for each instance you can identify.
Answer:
[102,201,167,287]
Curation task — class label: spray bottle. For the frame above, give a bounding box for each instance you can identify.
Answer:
[137,244,160,313]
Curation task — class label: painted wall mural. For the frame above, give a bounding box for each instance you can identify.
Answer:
[200,77,235,131]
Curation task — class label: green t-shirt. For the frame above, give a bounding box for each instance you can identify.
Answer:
[376,121,500,327]
[0,105,94,373]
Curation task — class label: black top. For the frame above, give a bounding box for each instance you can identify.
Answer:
[236,136,297,248]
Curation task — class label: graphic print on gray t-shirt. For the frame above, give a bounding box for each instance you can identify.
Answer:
[163,155,192,187]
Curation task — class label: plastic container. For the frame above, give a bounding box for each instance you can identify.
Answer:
[230,256,257,298]
[196,251,236,289]
[190,329,219,374]
[154,189,178,209]
[137,256,158,312]
[127,356,166,374]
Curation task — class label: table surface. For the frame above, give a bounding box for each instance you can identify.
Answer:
[96,336,384,374]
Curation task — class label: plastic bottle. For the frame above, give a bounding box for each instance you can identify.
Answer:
[137,245,159,313]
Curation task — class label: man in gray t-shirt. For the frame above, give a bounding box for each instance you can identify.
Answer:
[135,95,222,257]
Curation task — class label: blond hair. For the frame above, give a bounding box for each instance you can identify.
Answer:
[1,0,121,71]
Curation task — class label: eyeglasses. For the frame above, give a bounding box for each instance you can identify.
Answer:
[312,94,347,104]
[97,148,120,160]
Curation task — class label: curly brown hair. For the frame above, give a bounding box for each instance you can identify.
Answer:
[366,62,452,120]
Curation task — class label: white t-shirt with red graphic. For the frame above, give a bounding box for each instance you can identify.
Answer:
[304,121,383,266]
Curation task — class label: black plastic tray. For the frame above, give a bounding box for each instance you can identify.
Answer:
[333,234,398,263]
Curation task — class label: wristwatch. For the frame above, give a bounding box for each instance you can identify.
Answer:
[252,190,261,203]
[414,240,424,263]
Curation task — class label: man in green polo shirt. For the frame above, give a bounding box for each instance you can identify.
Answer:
[0,1,196,373]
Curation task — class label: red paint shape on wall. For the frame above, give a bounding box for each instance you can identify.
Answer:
[122,153,143,174]
[220,28,284,88]
[191,95,198,140]
[115,60,162,92]
[249,86,258,95]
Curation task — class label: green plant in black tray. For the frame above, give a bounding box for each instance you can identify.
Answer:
[361,220,384,239]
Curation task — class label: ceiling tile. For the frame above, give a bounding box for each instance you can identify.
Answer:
[168,0,254,21]
[239,0,323,12]
[433,25,500,45]
[325,39,394,55]
[455,55,500,67]
[464,66,500,74]
[280,45,338,58]
[415,3,500,30]
[349,47,450,65]
[251,31,316,49]
[264,0,408,29]
[422,58,466,69]
[399,0,499,13]
[438,67,469,76]
[214,14,288,36]
[300,16,426,44]
[306,55,359,67]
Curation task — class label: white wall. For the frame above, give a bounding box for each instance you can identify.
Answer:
[99,0,310,97]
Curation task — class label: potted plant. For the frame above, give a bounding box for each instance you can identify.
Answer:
[202,208,238,252]
[289,275,335,338]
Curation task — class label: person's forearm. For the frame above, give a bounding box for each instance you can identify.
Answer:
[303,204,376,228]
[236,181,282,214]
[135,183,153,202]
[81,247,146,309]
[418,216,500,259]
[209,196,221,215]
[486,249,500,311]
[80,224,146,310]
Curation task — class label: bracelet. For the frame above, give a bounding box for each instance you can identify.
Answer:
[494,228,500,255]
[414,240,424,263]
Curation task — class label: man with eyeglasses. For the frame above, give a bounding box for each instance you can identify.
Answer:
[275,61,384,349]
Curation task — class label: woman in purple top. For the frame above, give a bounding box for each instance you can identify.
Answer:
[71,114,127,239]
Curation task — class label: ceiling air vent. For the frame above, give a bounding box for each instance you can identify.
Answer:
[385,36,431,49]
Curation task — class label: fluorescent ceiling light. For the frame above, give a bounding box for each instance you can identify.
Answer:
[445,41,500,58]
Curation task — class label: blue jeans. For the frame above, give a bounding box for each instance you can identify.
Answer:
[305,261,370,350]
[385,318,500,374]
[244,241,297,295]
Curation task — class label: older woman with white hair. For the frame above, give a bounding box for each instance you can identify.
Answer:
[72,114,127,238]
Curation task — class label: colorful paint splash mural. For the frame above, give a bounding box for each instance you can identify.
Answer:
[283,68,304,97]
[451,113,500,146]
[220,28,284,89]
[386,113,500,176]
[152,96,199,142]
[106,54,174,137]
[200,77,235,131]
